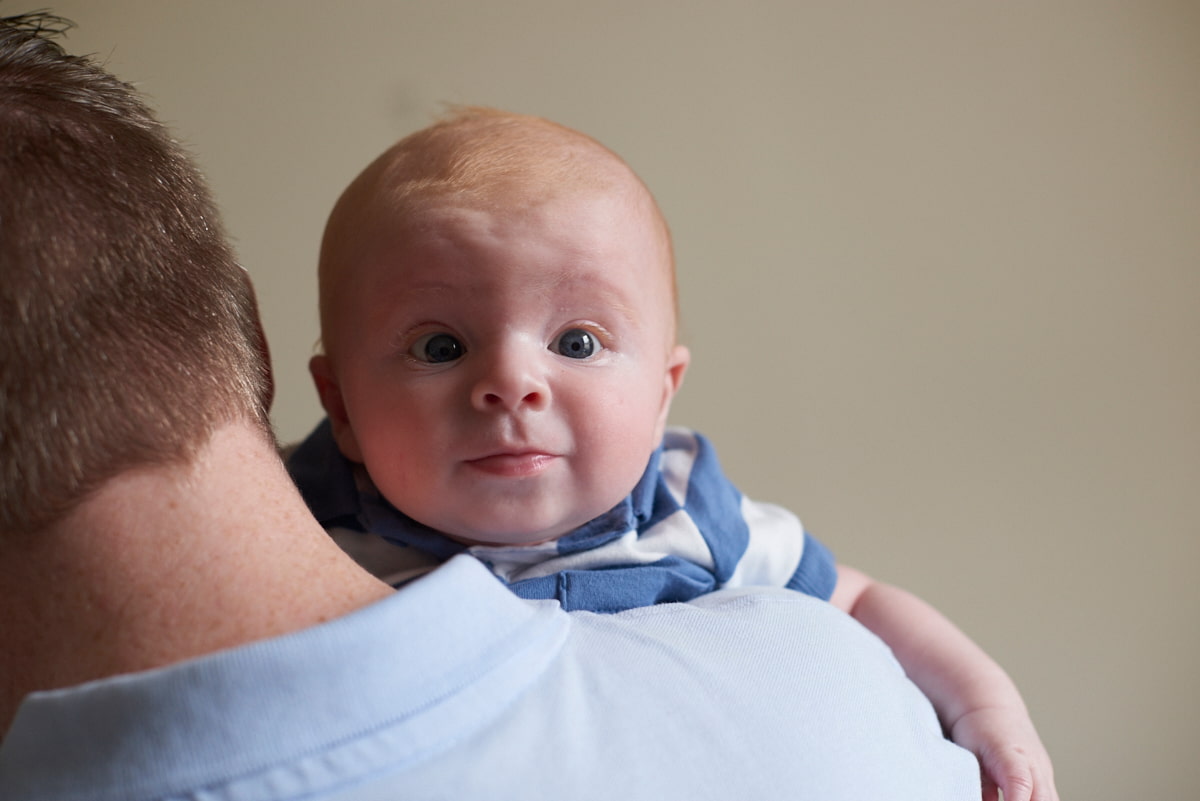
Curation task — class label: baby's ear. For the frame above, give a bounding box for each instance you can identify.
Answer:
[309,354,364,463]
[655,344,691,437]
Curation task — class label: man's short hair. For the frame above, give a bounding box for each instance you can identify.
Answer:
[0,14,274,534]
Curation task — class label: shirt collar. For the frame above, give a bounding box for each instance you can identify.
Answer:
[0,556,568,801]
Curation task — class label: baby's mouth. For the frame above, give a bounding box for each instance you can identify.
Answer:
[464,451,557,478]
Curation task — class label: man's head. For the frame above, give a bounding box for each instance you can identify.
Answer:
[0,14,274,534]
[311,107,689,545]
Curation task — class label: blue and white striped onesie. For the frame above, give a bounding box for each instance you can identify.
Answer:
[288,422,837,612]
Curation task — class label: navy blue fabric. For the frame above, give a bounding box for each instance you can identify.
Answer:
[287,418,361,532]
[789,533,839,600]
[507,559,720,613]
[287,419,837,612]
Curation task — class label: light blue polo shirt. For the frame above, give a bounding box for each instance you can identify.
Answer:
[0,556,978,800]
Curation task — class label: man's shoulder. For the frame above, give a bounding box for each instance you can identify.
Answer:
[404,580,980,800]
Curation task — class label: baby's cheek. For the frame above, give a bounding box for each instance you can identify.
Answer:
[585,433,656,503]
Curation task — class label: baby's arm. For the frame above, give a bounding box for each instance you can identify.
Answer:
[831,566,1058,801]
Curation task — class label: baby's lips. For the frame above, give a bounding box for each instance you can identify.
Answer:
[464,451,557,478]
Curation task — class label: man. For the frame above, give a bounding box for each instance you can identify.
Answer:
[0,14,978,800]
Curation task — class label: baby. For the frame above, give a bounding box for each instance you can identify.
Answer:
[288,107,1056,801]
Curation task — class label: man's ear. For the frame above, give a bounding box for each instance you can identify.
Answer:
[309,354,364,463]
[654,344,691,439]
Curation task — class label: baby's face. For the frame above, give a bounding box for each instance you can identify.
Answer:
[318,188,687,546]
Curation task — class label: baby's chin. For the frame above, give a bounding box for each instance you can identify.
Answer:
[434,508,601,549]
[414,489,633,549]
[440,528,561,549]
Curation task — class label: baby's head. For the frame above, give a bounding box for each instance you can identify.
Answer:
[312,107,689,546]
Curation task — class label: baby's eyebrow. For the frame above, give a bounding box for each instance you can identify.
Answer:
[385,280,468,308]
[547,270,639,321]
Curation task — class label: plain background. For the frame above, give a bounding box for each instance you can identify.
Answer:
[23,2,1198,797]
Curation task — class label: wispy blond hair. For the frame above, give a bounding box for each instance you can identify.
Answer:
[317,107,676,356]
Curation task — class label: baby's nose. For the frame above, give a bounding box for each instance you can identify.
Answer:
[470,347,549,412]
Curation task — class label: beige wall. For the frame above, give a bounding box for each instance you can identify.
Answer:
[30,1,1199,797]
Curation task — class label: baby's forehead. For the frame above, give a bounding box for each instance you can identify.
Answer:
[361,164,651,244]
[346,191,670,308]
[321,113,678,338]
[389,189,666,273]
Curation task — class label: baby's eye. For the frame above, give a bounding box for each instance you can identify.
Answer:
[410,332,464,364]
[552,328,600,359]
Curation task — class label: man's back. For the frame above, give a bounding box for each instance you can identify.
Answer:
[2,556,977,801]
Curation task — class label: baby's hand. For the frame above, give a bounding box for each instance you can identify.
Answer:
[950,705,1058,801]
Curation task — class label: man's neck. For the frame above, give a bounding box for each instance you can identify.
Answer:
[0,422,392,734]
